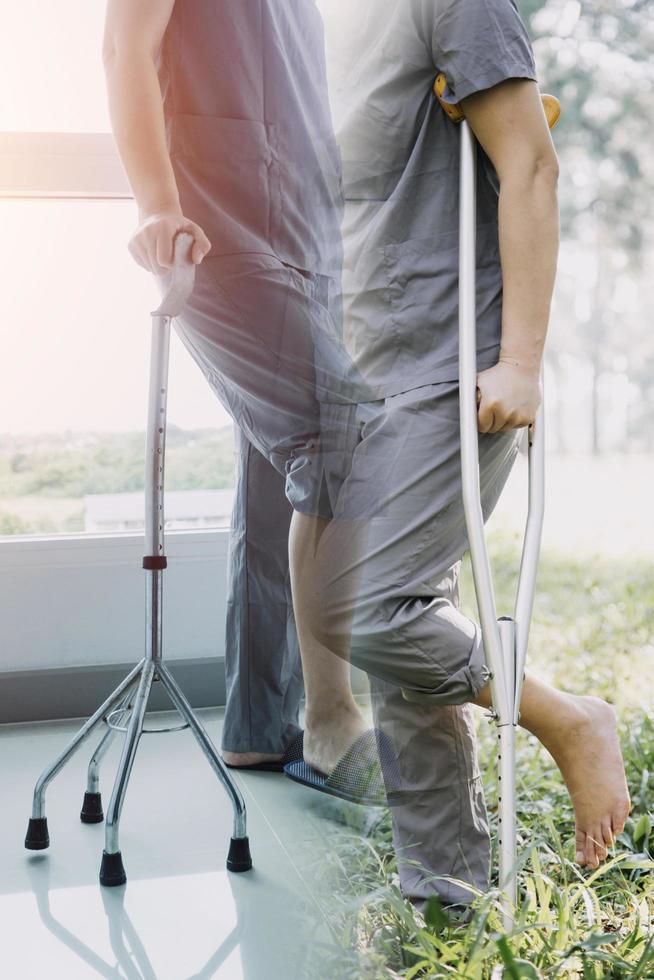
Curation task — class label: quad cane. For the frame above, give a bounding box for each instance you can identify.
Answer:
[24,232,252,885]
[434,76,560,929]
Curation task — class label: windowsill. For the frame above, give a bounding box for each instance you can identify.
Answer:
[0,526,230,567]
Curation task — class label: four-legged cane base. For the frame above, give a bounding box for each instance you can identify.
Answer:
[24,656,251,886]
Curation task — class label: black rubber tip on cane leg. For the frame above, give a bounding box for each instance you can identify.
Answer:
[227,836,252,872]
[100,850,127,887]
[80,792,104,824]
[25,817,50,850]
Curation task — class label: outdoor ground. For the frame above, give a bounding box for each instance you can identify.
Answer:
[306,460,654,979]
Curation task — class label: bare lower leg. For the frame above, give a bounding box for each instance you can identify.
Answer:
[473,670,631,868]
[224,512,362,769]
[288,512,631,867]
[288,511,367,773]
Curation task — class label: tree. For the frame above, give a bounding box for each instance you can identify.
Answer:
[521,0,654,452]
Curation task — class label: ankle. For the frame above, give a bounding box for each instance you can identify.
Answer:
[525,691,590,746]
[305,698,362,730]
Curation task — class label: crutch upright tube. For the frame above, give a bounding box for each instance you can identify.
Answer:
[435,76,560,929]
[24,232,251,885]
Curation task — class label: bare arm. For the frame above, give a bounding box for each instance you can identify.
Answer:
[460,78,560,432]
[102,0,210,272]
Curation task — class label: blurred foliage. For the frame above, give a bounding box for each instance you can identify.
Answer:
[462,529,654,709]
[0,426,236,534]
[0,426,235,499]
[518,0,654,453]
[0,511,32,535]
[523,0,654,256]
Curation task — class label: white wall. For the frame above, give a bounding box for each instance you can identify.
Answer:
[0,530,229,672]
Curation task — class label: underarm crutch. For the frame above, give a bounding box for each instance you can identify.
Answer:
[434,76,560,929]
[24,232,252,885]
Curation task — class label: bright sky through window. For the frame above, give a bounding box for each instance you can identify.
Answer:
[0,2,230,435]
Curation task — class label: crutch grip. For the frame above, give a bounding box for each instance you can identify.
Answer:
[151,231,196,318]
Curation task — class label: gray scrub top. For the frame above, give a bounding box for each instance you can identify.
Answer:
[323,0,539,398]
[157,0,343,280]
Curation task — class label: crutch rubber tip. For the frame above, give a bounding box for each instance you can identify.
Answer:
[100,850,127,887]
[24,817,50,850]
[227,836,252,873]
[80,792,104,824]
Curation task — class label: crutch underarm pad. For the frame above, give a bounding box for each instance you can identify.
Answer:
[433,72,561,130]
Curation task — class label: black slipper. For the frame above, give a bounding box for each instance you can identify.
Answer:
[223,730,304,772]
[283,728,400,806]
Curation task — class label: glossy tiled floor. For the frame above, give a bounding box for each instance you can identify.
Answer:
[0,706,374,980]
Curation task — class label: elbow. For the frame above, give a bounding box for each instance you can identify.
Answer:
[533,150,560,188]
[101,36,152,73]
[498,148,559,193]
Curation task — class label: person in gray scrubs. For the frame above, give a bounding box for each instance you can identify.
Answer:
[104,0,630,918]
[222,434,303,759]
[102,0,353,767]
[290,0,629,912]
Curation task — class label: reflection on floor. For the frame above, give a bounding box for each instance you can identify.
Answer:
[0,707,377,979]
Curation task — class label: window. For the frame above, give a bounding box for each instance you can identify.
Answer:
[0,5,236,538]
[0,198,235,537]
[1,1,109,133]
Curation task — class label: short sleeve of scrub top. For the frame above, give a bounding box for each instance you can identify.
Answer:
[425,0,538,105]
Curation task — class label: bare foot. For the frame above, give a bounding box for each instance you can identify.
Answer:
[222,750,282,767]
[304,702,368,775]
[536,695,631,869]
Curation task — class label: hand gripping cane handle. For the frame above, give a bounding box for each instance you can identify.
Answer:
[151,231,197,318]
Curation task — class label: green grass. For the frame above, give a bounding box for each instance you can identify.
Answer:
[307,535,654,979]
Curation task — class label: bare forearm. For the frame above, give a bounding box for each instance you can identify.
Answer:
[497,165,559,369]
[103,50,180,218]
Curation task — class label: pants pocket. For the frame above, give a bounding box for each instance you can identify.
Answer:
[169,114,281,251]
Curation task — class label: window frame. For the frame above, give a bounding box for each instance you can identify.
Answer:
[0,132,232,678]
[0,131,131,199]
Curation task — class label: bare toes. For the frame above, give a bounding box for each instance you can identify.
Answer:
[601,816,614,848]
[585,833,599,869]
[575,830,587,866]
[591,828,608,863]
[612,802,629,839]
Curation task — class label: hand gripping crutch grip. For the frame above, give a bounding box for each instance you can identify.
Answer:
[434,76,559,929]
[458,118,539,929]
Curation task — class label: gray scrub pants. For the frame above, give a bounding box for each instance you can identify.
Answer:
[219,408,518,907]
[221,427,495,907]
[169,250,327,747]
[221,427,304,755]
[171,251,515,908]
[311,380,522,906]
